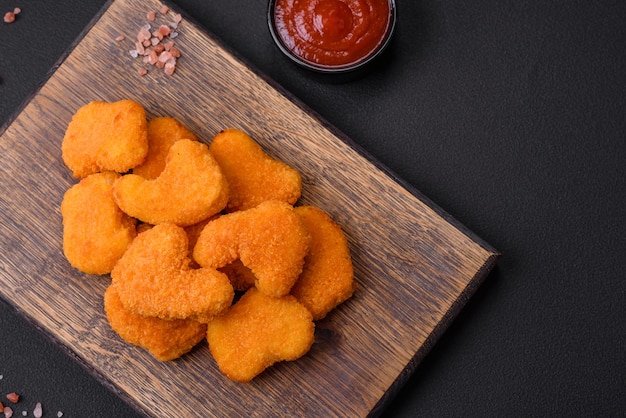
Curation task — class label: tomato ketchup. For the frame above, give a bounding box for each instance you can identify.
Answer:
[273,0,393,68]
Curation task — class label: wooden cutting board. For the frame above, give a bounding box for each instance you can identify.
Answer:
[0,0,499,416]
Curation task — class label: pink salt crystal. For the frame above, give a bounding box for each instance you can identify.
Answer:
[135,41,145,55]
[115,34,125,42]
[172,13,182,23]
[146,11,156,21]
[5,393,19,403]
[164,62,176,76]
[4,406,13,418]
[148,50,158,65]
[153,44,165,54]
[158,24,171,37]
[138,67,148,76]
[139,27,151,41]
[160,5,170,14]
[169,46,181,58]
[32,403,42,418]
[3,12,15,23]
[158,50,172,62]
[151,37,160,46]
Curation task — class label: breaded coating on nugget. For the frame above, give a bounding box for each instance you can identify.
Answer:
[104,285,207,361]
[133,116,198,179]
[112,139,229,227]
[206,288,314,382]
[193,200,311,297]
[209,129,301,212]
[61,172,137,275]
[291,206,356,320]
[62,100,148,178]
[111,223,234,323]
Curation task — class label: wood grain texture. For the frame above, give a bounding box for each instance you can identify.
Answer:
[0,0,498,416]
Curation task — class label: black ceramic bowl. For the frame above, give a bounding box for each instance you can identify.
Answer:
[268,0,397,75]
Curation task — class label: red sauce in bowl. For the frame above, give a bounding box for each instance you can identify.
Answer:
[273,0,393,69]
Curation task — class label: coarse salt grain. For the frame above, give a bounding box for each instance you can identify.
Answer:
[158,24,171,37]
[158,50,172,63]
[148,50,158,64]
[135,41,145,55]
[3,12,16,23]
[147,10,156,21]
[57,411,63,417]
[32,403,42,418]
[4,406,13,418]
[138,27,151,41]
[115,34,125,42]
[164,62,176,76]
[6,393,19,404]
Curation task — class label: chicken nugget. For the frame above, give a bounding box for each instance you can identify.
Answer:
[111,223,234,322]
[185,214,252,287]
[112,139,229,227]
[132,116,198,179]
[291,206,356,320]
[206,288,314,382]
[209,129,301,212]
[61,172,137,275]
[104,285,207,361]
[62,100,148,178]
[193,200,310,297]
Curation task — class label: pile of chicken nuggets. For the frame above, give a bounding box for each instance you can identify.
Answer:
[60,99,356,382]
